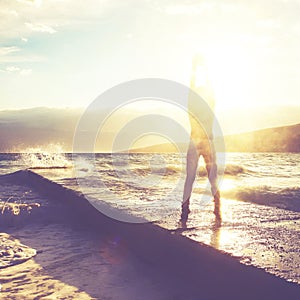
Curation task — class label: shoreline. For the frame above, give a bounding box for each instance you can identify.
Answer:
[0,170,299,299]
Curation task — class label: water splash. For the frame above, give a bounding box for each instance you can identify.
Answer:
[20,144,72,169]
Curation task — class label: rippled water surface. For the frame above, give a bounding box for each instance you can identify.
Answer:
[0,152,299,283]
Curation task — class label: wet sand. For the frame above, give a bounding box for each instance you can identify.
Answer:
[1,224,170,299]
[158,197,300,284]
[0,174,164,299]
[0,170,299,299]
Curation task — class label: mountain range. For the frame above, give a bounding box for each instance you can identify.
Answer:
[0,107,299,152]
[130,123,300,153]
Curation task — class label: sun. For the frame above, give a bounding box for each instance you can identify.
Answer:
[194,46,256,110]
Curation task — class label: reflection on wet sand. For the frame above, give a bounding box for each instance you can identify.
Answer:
[179,198,222,248]
[210,199,222,248]
[174,197,300,284]
[178,198,237,252]
[210,217,222,249]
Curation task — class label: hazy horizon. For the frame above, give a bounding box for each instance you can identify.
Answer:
[0,104,299,152]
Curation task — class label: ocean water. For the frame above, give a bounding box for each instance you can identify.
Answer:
[0,152,299,283]
[1,152,299,213]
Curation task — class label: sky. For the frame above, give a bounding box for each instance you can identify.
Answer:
[0,0,300,113]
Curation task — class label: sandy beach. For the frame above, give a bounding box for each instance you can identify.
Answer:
[0,173,164,300]
[0,170,299,299]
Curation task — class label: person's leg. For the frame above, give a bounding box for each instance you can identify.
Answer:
[182,140,200,219]
[202,141,221,219]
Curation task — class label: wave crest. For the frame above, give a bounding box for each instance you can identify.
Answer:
[198,164,249,177]
[20,146,72,169]
[223,186,300,212]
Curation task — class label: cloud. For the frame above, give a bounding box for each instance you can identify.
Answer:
[0,0,59,38]
[165,3,214,15]
[0,45,43,63]
[3,65,32,76]
[0,46,20,56]
[16,0,42,7]
[0,55,44,63]
[0,0,116,39]
[0,8,19,16]
[21,37,28,42]
[19,68,32,76]
[25,22,57,34]
[256,19,281,29]
[6,66,20,72]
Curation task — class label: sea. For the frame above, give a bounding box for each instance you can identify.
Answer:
[0,151,299,284]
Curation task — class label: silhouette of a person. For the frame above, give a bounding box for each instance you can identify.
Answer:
[181,55,221,222]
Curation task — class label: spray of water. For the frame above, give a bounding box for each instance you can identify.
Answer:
[19,144,72,169]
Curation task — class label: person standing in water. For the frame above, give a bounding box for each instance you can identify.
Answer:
[181,55,221,222]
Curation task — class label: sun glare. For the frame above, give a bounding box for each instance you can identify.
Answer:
[219,178,236,192]
[207,47,254,107]
[194,66,209,88]
[193,46,255,110]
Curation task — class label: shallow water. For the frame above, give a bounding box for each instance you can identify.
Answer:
[0,152,299,283]
[0,223,167,300]
[157,198,300,284]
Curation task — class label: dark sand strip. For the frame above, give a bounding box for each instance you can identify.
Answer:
[2,170,300,300]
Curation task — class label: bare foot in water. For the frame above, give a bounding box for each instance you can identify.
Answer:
[213,193,222,222]
[180,199,190,224]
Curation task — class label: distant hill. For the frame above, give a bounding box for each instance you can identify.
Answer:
[128,142,188,153]
[0,107,81,152]
[225,123,300,152]
[130,123,300,153]
[0,107,299,153]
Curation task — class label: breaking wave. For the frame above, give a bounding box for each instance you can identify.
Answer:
[223,186,300,212]
[20,145,72,169]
